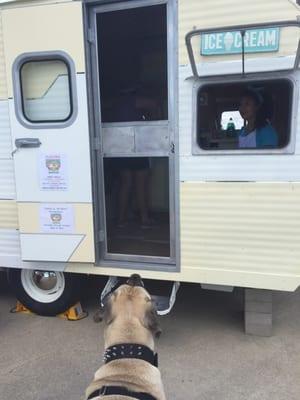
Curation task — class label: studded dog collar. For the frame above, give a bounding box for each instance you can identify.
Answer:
[87,344,158,400]
[103,343,158,367]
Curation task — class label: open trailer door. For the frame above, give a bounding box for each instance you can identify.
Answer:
[86,0,179,270]
[2,2,95,265]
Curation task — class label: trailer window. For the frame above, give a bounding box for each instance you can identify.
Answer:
[197,79,292,151]
[20,59,72,123]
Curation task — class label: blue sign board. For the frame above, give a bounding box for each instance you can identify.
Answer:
[201,28,280,56]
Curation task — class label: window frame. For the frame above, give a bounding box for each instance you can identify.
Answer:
[192,72,297,155]
[13,51,78,129]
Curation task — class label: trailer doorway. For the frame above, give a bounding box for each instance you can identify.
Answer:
[88,1,177,267]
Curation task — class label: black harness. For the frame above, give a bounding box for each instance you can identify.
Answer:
[87,343,158,400]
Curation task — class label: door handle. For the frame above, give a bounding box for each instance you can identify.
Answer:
[12,138,41,156]
[15,138,42,148]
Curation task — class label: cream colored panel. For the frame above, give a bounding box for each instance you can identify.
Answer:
[66,182,300,291]
[17,202,95,263]
[68,204,95,263]
[2,1,85,97]
[65,183,300,291]
[0,200,18,228]
[0,1,73,9]
[0,11,7,99]
[180,182,300,278]
[179,0,300,65]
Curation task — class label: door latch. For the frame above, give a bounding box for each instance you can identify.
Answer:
[11,138,42,157]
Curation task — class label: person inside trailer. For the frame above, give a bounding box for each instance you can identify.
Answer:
[238,88,278,149]
[113,86,157,228]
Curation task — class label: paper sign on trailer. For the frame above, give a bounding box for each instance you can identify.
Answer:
[40,204,75,233]
[39,154,68,191]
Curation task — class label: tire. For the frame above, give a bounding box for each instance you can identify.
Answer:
[8,269,84,316]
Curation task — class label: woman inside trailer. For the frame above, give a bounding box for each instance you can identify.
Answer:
[239,88,278,149]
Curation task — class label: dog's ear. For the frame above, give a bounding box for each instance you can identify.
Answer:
[144,302,162,338]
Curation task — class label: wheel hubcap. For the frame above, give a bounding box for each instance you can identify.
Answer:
[21,270,65,303]
[32,271,57,291]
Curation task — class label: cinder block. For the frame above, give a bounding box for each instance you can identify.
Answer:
[245,300,272,314]
[245,289,272,303]
[245,311,272,337]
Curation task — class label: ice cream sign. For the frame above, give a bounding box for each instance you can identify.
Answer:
[201,28,280,55]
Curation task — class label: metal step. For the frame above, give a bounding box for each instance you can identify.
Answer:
[100,276,180,315]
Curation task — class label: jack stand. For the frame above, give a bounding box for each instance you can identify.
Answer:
[11,301,88,321]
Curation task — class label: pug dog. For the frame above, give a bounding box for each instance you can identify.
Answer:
[85,274,166,400]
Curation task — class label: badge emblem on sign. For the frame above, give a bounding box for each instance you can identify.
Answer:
[50,213,62,223]
[46,159,61,173]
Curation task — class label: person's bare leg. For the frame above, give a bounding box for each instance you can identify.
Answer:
[118,169,132,225]
[135,169,151,225]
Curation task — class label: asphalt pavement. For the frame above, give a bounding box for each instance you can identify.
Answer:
[1,272,300,400]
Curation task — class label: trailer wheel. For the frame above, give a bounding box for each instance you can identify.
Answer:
[8,269,83,316]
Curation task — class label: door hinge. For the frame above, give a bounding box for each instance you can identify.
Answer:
[87,28,95,44]
[170,141,175,153]
[96,230,105,243]
[93,137,101,151]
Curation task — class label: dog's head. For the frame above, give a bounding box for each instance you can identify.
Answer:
[94,275,161,348]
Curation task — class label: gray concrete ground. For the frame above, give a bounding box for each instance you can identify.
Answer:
[1,271,300,400]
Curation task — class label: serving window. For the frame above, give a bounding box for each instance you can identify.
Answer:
[196,79,292,152]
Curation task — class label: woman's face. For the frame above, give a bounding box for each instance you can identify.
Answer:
[239,96,258,122]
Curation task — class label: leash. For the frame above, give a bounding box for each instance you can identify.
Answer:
[87,343,158,400]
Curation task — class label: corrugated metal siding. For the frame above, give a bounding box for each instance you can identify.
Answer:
[178,64,300,182]
[178,1,300,183]
[2,1,85,98]
[179,0,300,65]
[0,200,18,228]
[0,0,73,9]
[180,182,300,279]
[0,228,20,259]
[0,11,7,99]
[0,160,15,199]
[0,12,16,201]
[0,100,12,158]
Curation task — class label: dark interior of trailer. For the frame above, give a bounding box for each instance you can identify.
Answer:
[104,157,170,258]
[97,5,168,123]
[197,79,292,150]
[97,5,171,259]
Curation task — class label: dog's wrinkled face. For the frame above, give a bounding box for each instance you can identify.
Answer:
[94,280,161,344]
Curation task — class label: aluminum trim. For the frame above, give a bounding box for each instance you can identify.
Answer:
[85,0,179,270]
[12,50,78,129]
[191,72,297,156]
[185,20,300,78]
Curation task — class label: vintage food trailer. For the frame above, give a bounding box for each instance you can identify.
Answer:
[1,0,300,332]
